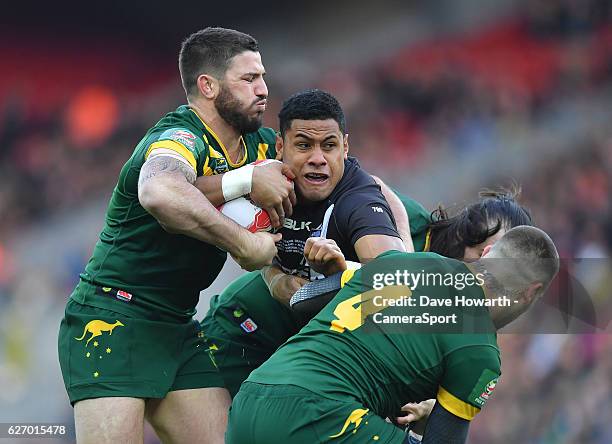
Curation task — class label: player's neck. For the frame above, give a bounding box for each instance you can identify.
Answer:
[189,101,245,163]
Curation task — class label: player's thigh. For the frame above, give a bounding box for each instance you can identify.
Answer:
[74,397,145,444]
[146,387,230,444]
[144,323,229,443]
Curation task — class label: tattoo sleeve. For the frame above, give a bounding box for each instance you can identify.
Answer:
[139,155,197,187]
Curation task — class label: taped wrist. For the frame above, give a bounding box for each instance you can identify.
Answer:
[266,272,287,297]
[222,164,254,201]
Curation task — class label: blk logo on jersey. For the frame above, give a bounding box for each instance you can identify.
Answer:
[283,218,312,231]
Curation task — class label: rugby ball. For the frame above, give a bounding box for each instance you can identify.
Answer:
[218,197,272,233]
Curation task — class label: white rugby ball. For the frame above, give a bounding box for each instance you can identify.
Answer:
[218,197,272,233]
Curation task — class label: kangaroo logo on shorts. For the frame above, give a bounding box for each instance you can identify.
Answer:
[74,320,124,346]
[329,408,369,438]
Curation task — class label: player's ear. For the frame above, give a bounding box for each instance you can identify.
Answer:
[197,74,217,99]
[275,133,284,160]
[481,244,493,258]
[519,282,543,305]
[343,133,349,159]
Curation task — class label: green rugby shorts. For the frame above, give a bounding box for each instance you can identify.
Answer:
[200,312,273,396]
[226,382,407,444]
[58,299,223,404]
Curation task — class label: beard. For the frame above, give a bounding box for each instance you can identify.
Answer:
[214,84,264,134]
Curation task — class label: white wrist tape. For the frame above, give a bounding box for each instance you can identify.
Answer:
[222,164,254,201]
[266,272,286,296]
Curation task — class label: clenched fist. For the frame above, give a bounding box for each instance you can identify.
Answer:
[304,237,347,276]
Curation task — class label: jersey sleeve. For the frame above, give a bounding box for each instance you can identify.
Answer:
[333,188,401,247]
[437,345,501,421]
[144,127,208,172]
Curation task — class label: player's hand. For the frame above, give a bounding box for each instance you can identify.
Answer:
[232,232,282,271]
[269,273,309,307]
[304,237,347,276]
[396,399,435,435]
[250,161,296,228]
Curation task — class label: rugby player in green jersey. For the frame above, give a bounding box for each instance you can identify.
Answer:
[58,28,297,444]
[226,226,559,444]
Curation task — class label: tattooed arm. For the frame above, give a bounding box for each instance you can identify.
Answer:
[138,155,281,271]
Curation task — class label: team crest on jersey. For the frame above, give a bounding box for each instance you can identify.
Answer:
[211,158,229,174]
[205,146,230,174]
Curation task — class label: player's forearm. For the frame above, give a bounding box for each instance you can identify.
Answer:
[140,174,251,257]
[261,265,308,306]
[194,175,225,207]
[371,176,414,252]
[354,234,406,263]
[261,264,285,288]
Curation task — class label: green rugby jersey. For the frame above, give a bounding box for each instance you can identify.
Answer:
[247,251,501,422]
[75,105,277,318]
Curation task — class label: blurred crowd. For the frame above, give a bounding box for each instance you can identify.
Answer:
[469,140,612,443]
[0,1,611,443]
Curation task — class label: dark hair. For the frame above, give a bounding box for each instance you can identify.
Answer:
[179,27,259,97]
[428,187,533,259]
[278,89,346,137]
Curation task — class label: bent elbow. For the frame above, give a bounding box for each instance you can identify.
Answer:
[138,181,165,216]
